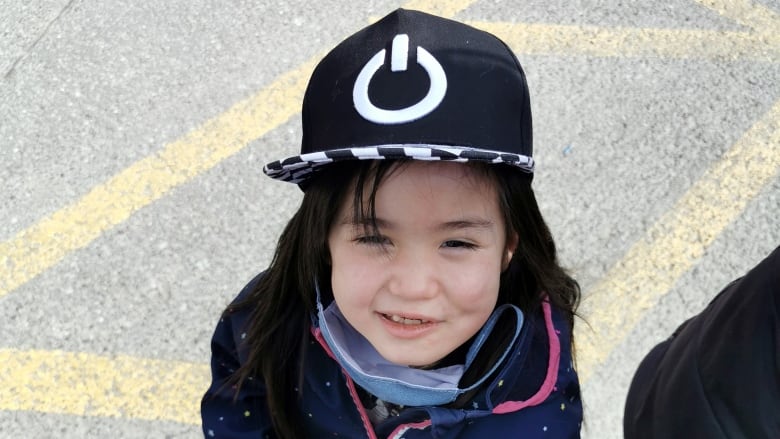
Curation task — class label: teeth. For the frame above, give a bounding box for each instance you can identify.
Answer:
[387,314,426,325]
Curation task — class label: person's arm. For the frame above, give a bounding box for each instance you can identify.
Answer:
[624,245,780,438]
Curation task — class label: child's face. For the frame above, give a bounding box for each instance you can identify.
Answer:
[327,161,516,367]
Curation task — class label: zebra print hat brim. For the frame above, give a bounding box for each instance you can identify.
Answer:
[262,144,535,185]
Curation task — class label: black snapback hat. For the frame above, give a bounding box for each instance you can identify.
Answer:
[263,9,534,186]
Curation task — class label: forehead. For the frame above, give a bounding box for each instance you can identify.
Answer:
[375,160,497,195]
[345,160,502,217]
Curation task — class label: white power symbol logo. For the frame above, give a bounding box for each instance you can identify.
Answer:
[353,34,448,125]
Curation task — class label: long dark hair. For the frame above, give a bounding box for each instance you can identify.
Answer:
[229,159,580,438]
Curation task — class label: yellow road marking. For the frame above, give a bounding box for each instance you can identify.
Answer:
[0,349,208,425]
[474,21,779,61]
[0,57,316,299]
[0,0,480,425]
[2,0,778,425]
[693,0,780,32]
[2,12,777,301]
[0,6,480,302]
[401,0,477,17]
[576,98,780,383]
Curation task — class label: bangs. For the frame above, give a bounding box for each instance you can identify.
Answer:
[345,160,501,236]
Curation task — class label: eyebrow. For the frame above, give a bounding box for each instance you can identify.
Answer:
[437,219,495,231]
[342,217,495,232]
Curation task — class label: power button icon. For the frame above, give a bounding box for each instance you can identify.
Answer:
[353,34,448,125]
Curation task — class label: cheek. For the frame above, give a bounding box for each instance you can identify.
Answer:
[453,280,500,312]
[331,244,372,281]
[329,245,377,307]
[444,281,499,327]
[447,255,503,304]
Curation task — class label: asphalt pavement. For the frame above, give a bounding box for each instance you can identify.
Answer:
[1,0,779,437]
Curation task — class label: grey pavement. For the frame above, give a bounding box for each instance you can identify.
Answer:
[1,1,779,438]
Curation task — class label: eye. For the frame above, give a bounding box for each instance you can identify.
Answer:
[441,240,478,250]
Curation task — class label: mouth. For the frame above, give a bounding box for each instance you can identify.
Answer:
[380,313,435,325]
[377,312,439,339]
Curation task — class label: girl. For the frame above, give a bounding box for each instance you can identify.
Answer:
[202,9,582,438]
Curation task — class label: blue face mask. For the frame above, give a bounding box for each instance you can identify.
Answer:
[315,283,524,407]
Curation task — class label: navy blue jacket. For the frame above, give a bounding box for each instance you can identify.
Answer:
[202,276,582,438]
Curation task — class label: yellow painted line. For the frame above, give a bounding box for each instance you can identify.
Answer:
[0,349,209,425]
[0,5,479,302]
[576,98,780,383]
[472,21,780,61]
[2,7,776,303]
[0,58,316,299]
[402,0,477,17]
[0,0,775,424]
[693,0,780,33]
[0,0,481,425]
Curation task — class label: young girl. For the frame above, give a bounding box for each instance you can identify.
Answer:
[202,9,582,438]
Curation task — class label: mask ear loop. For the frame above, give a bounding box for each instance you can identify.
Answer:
[314,280,327,320]
[460,304,525,393]
[311,280,326,327]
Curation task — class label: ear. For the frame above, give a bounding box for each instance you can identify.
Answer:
[502,232,519,271]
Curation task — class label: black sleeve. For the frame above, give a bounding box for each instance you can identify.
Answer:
[624,245,780,439]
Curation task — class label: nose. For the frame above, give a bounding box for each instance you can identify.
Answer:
[386,247,439,300]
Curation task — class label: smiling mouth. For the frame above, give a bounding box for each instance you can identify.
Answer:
[382,313,431,325]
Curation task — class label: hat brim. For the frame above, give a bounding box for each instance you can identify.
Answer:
[262,144,534,184]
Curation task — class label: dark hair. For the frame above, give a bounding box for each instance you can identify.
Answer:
[229,160,580,438]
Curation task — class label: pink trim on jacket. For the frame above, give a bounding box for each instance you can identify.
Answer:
[312,326,434,439]
[312,326,378,439]
[388,420,432,438]
[491,300,561,414]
